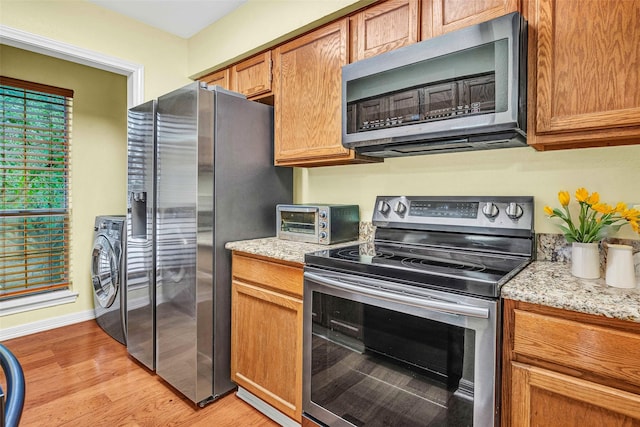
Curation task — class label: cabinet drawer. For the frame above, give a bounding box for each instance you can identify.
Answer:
[231,252,303,297]
[513,309,640,386]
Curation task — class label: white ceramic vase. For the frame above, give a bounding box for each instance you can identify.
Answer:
[605,244,637,288]
[571,242,600,279]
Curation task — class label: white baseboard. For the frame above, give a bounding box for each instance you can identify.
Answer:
[0,289,79,317]
[0,309,95,341]
[236,387,301,427]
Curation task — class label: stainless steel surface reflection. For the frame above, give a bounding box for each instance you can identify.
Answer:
[127,82,293,405]
[302,195,535,426]
[126,100,156,370]
[156,86,204,401]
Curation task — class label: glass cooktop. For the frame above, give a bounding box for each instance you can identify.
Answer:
[305,242,530,298]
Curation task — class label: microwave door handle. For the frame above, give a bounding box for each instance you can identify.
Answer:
[304,271,489,319]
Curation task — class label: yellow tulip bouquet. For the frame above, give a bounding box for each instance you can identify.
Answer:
[544,188,640,243]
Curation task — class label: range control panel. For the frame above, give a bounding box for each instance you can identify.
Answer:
[372,196,534,234]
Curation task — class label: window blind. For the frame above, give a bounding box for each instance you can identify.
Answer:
[1,76,73,300]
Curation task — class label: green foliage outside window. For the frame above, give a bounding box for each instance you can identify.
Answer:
[1,79,72,299]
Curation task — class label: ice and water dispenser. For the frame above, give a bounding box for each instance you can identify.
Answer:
[130,191,147,239]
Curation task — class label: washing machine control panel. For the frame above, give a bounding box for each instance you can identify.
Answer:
[95,219,123,239]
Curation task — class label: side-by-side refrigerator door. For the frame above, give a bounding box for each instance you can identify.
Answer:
[155,83,204,404]
[126,99,157,371]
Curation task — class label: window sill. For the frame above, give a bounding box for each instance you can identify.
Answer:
[0,289,79,317]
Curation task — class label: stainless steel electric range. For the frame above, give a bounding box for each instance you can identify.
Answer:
[303,196,535,427]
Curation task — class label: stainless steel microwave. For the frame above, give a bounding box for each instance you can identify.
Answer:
[276,204,359,245]
[342,12,527,157]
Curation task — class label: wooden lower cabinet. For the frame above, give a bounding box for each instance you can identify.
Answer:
[502,299,640,426]
[230,252,304,422]
[510,362,640,426]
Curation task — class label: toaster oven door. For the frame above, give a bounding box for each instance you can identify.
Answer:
[277,206,319,243]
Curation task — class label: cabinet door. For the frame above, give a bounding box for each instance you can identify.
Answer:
[273,19,377,166]
[350,0,419,62]
[231,279,303,421]
[511,362,640,426]
[429,0,519,37]
[231,51,272,99]
[502,300,640,427]
[200,68,230,90]
[527,0,640,149]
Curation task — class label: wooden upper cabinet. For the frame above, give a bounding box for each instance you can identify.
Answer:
[428,0,520,37]
[527,0,640,150]
[199,68,230,90]
[350,0,420,62]
[231,51,273,99]
[273,19,378,166]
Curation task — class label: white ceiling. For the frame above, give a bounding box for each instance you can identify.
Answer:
[87,0,247,38]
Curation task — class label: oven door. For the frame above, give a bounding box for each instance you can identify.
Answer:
[303,267,500,427]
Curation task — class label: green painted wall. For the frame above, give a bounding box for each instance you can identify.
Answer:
[1,45,127,329]
[188,0,372,78]
[298,145,640,239]
[0,0,191,100]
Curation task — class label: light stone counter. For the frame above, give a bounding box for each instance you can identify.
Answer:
[224,237,363,264]
[226,229,640,323]
[225,222,375,264]
[501,261,640,322]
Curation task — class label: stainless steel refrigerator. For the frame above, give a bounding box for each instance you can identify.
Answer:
[126,82,293,405]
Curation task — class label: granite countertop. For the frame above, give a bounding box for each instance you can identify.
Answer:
[225,237,362,264]
[226,232,640,323]
[501,261,640,322]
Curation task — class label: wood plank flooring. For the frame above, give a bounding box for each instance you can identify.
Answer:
[0,320,278,426]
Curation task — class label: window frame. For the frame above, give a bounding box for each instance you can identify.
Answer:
[1,76,73,301]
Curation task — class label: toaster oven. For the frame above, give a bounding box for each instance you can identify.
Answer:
[276,204,359,245]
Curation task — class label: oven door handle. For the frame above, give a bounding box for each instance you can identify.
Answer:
[304,271,490,319]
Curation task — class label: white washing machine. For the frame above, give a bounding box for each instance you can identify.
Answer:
[91,215,126,345]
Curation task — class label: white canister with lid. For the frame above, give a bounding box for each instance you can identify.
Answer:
[605,244,637,288]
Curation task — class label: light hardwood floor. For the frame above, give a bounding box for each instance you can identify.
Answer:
[0,320,278,426]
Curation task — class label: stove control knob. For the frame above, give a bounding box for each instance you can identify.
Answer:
[319,231,327,239]
[319,211,327,219]
[377,200,391,215]
[482,202,499,219]
[319,221,327,229]
[506,202,524,220]
[394,201,407,216]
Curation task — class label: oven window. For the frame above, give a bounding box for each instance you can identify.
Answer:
[311,292,475,426]
[280,211,316,234]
